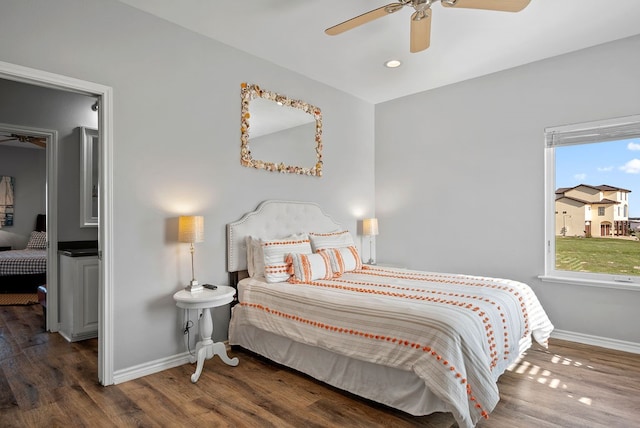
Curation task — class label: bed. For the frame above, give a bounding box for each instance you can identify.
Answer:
[227,200,553,428]
[0,214,47,293]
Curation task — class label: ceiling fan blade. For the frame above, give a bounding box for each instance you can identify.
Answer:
[29,139,47,148]
[0,134,46,148]
[410,11,431,53]
[325,3,404,36]
[441,0,530,12]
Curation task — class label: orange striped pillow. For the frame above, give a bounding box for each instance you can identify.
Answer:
[247,233,307,277]
[262,238,312,283]
[322,246,362,276]
[288,252,333,283]
[308,230,354,252]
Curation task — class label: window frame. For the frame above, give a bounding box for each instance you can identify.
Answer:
[542,114,640,291]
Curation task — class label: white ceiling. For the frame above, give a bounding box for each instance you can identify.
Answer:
[118,0,640,104]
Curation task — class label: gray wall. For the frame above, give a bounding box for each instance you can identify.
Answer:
[0,0,375,372]
[0,146,46,248]
[0,78,99,243]
[375,35,640,346]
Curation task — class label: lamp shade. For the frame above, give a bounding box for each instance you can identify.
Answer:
[363,218,379,236]
[178,216,204,243]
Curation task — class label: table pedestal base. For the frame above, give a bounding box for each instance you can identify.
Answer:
[189,307,239,383]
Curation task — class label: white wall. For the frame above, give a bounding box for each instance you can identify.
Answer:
[0,78,99,243]
[0,146,46,249]
[0,0,375,372]
[375,35,640,346]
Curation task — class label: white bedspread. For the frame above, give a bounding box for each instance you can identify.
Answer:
[230,266,553,427]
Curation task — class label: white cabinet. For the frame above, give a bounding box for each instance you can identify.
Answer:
[59,252,99,342]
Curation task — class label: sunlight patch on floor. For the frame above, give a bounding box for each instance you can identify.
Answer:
[507,350,594,406]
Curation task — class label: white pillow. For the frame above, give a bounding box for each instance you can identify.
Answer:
[288,252,333,283]
[247,233,307,278]
[321,246,362,276]
[262,237,312,283]
[246,236,263,278]
[308,230,354,252]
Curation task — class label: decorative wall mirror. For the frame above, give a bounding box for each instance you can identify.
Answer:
[80,127,98,227]
[240,83,323,176]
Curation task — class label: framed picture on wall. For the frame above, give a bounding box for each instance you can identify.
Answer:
[0,175,15,227]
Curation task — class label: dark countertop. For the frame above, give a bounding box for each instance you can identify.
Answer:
[58,248,99,257]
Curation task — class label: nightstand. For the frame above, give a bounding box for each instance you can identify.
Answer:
[173,285,239,383]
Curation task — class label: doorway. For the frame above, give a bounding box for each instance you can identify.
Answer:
[0,122,56,324]
[0,60,114,385]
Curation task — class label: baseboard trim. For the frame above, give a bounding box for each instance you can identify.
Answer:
[551,329,640,354]
[112,341,232,384]
[113,351,192,385]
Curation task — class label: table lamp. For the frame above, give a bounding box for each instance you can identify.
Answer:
[363,218,378,265]
[179,215,204,293]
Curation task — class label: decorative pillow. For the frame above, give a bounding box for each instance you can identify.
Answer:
[26,231,47,249]
[322,246,362,276]
[246,236,261,278]
[288,252,333,283]
[262,237,312,283]
[308,230,354,252]
[248,233,307,278]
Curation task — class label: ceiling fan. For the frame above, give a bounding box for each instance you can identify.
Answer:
[325,0,531,53]
[0,133,47,148]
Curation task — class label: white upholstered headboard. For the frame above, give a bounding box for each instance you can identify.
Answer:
[227,200,343,273]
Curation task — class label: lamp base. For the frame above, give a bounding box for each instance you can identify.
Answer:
[187,280,203,293]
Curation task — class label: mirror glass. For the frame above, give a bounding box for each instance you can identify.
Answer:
[80,127,98,227]
[240,83,322,176]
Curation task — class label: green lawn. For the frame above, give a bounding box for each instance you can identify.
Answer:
[556,236,640,275]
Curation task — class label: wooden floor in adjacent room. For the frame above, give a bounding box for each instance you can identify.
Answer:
[1,303,639,428]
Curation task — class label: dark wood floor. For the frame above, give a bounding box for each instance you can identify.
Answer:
[1,303,639,427]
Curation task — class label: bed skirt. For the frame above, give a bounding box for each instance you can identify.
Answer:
[229,323,451,417]
[0,273,46,293]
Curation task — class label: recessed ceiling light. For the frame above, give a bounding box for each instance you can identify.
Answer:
[384,59,402,68]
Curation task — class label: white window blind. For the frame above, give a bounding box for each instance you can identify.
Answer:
[546,114,640,147]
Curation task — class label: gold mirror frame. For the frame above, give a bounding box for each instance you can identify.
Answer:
[240,83,323,177]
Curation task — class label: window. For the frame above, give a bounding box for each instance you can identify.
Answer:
[544,114,640,288]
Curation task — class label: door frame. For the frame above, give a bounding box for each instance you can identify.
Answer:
[0,60,114,385]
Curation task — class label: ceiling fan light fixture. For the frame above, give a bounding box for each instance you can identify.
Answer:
[385,59,402,68]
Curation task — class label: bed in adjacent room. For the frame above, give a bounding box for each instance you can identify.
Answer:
[227,200,553,428]
[0,214,47,293]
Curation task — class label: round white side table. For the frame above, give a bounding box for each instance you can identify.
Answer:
[173,285,239,383]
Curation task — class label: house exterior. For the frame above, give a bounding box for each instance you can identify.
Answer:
[555,184,631,237]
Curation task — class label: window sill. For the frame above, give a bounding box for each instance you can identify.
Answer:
[538,275,640,292]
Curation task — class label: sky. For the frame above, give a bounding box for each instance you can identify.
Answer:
[556,138,640,217]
